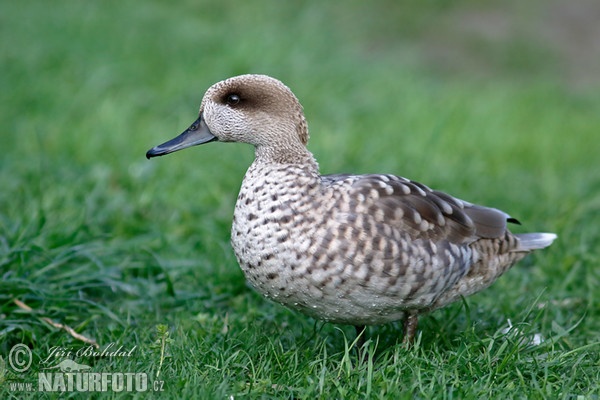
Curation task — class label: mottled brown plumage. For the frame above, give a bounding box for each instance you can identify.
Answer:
[147,74,556,344]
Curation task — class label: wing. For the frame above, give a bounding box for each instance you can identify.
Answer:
[325,173,512,244]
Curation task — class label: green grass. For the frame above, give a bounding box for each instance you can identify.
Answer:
[1,0,599,398]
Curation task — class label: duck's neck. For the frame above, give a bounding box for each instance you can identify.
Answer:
[254,143,319,171]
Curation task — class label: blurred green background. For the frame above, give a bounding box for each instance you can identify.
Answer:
[1,0,599,397]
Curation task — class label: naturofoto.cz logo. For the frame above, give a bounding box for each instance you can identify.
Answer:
[3,343,165,393]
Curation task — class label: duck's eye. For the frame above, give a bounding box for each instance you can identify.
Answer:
[226,94,241,106]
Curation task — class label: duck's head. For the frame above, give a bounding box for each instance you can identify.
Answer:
[146,74,309,160]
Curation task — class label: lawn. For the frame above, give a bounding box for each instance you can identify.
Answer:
[1,1,599,398]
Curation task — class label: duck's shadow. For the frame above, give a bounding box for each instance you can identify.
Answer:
[288,300,500,360]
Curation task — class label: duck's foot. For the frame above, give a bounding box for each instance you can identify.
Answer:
[402,312,419,346]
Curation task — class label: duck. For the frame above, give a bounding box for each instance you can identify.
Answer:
[146,74,557,345]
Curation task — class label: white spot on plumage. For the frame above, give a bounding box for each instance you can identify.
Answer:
[439,200,453,215]
[413,211,422,225]
[394,208,404,220]
[414,185,427,196]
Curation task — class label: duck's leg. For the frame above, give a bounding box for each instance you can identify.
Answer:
[402,312,419,346]
[354,325,367,361]
[355,325,366,348]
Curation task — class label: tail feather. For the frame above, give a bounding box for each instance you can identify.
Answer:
[515,233,557,251]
